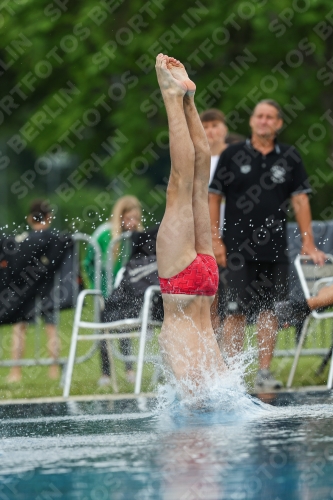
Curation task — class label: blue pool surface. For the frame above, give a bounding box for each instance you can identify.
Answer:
[1,391,333,499]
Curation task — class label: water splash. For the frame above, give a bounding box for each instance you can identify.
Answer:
[153,344,272,422]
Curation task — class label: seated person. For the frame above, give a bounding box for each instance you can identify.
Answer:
[102,226,163,324]
[84,194,143,295]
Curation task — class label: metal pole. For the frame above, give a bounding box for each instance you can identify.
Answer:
[135,286,160,395]
[106,231,133,296]
[63,290,93,397]
[327,349,333,389]
[287,316,310,388]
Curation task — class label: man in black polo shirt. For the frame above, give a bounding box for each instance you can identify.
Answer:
[209,99,326,390]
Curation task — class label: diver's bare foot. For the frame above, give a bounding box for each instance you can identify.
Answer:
[166,56,196,96]
[155,53,186,97]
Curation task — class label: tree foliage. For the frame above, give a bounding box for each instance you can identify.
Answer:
[1,0,333,229]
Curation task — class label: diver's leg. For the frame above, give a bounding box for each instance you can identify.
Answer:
[166,57,226,374]
[184,94,213,256]
[155,54,196,278]
[167,57,213,256]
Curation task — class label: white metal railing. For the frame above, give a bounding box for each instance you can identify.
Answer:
[287,255,333,389]
[63,286,162,397]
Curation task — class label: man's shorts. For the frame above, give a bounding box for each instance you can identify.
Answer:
[27,309,57,325]
[220,261,289,322]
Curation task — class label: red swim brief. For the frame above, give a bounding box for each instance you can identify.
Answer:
[159,253,219,296]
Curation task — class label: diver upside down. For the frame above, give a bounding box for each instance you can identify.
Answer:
[155,54,226,393]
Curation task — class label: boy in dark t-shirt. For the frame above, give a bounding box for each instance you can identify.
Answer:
[6,200,62,382]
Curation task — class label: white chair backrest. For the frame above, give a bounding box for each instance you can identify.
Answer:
[113,267,125,289]
[294,254,333,299]
[91,222,112,241]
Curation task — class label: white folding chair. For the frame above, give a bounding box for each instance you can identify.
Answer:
[287,254,333,388]
[63,285,162,397]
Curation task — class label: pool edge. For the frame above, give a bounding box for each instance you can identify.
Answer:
[0,392,157,405]
[0,386,331,405]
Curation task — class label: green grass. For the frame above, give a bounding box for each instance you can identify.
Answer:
[0,299,161,400]
[0,306,332,400]
[244,321,332,390]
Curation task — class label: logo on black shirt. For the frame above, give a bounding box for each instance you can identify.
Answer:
[270,165,286,184]
[240,165,251,174]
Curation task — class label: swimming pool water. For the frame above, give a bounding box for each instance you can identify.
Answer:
[1,391,333,500]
